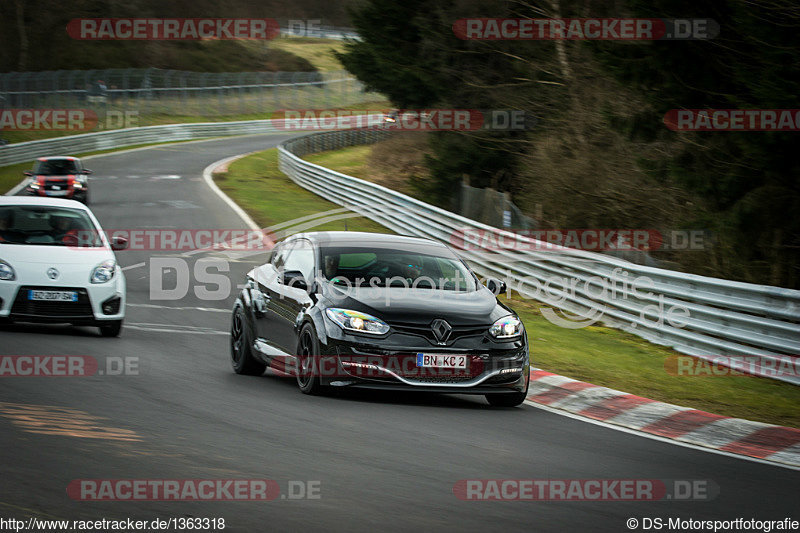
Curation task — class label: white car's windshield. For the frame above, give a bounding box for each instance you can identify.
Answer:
[0,205,102,246]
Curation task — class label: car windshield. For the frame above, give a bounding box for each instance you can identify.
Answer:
[319,244,477,291]
[0,205,102,246]
[33,159,79,175]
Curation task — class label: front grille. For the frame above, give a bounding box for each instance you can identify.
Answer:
[44,178,70,191]
[11,286,94,319]
[340,352,485,384]
[390,322,488,345]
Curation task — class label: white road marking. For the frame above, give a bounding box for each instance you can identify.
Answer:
[124,322,228,335]
[126,303,229,313]
[121,262,146,271]
[162,200,200,209]
[201,154,261,231]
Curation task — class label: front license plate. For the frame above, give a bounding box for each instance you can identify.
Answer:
[416,353,468,369]
[46,190,67,196]
[28,290,78,302]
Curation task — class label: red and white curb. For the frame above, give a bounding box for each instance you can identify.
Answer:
[525,370,800,468]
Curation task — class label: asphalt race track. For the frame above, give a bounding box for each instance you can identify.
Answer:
[1,134,797,532]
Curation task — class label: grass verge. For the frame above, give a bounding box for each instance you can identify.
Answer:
[290,146,800,428]
[213,148,390,234]
[268,37,348,72]
[304,145,371,179]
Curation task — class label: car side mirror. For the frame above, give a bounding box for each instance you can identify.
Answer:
[110,236,128,251]
[282,270,308,290]
[23,170,33,176]
[304,279,321,301]
[82,169,93,175]
[486,278,507,295]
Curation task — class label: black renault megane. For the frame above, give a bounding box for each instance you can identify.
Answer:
[229,231,530,406]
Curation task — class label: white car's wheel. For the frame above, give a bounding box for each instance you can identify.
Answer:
[99,320,122,337]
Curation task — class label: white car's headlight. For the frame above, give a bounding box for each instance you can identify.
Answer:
[0,260,15,281]
[326,308,390,335]
[90,260,116,284]
[489,315,522,339]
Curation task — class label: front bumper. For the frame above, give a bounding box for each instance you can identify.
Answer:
[0,279,125,325]
[317,331,530,394]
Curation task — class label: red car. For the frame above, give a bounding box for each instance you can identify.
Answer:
[24,156,92,204]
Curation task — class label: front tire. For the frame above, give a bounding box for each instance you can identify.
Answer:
[99,320,122,337]
[230,303,265,375]
[296,323,324,395]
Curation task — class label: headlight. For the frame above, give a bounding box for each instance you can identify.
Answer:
[326,308,390,335]
[29,182,40,189]
[489,315,522,339]
[90,260,116,284]
[0,260,15,281]
[73,181,84,189]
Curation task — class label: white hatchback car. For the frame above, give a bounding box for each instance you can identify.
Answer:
[0,197,127,336]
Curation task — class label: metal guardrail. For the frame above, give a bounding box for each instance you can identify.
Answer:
[0,120,283,167]
[278,129,800,385]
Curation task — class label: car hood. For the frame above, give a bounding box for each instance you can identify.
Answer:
[1,243,114,265]
[321,284,511,326]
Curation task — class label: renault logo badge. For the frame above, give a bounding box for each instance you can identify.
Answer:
[431,319,452,344]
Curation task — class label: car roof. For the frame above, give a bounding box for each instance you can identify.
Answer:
[36,156,78,162]
[288,231,447,248]
[0,196,90,210]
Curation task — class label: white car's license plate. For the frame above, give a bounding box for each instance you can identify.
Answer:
[416,353,468,369]
[28,290,78,302]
